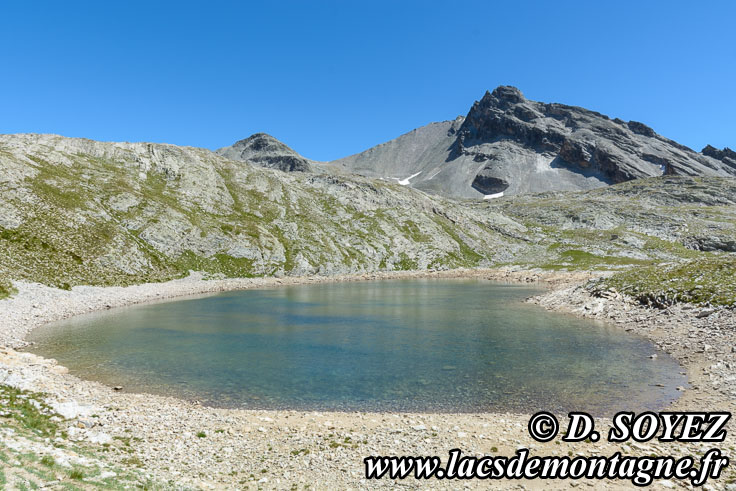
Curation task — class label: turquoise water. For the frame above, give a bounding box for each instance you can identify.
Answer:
[28,279,684,414]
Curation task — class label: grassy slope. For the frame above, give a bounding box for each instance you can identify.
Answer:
[0,137,517,290]
[600,255,736,307]
[485,177,736,306]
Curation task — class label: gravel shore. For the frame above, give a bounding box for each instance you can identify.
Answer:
[1,269,735,489]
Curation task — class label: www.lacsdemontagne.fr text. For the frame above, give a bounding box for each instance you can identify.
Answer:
[364,448,728,486]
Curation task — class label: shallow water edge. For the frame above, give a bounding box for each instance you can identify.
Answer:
[28,278,686,415]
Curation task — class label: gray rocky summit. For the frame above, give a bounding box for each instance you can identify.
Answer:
[329,86,736,198]
[216,133,314,172]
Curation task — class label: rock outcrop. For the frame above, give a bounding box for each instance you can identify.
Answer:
[702,144,736,169]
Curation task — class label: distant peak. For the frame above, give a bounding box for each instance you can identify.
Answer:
[218,132,312,172]
[233,132,279,145]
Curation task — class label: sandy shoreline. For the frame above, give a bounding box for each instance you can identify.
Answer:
[2,268,736,489]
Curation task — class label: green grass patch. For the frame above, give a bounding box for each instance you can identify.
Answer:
[540,249,652,271]
[69,467,85,480]
[600,255,736,307]
[395,252,418,271]
[0,383,162,487]
[0,278,15,299]
[399,220,430,243]
[173,251,256,278]
[0,384,60,437]
[430,215,485,268]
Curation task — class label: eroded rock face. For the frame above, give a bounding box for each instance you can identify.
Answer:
[216,133,313,172]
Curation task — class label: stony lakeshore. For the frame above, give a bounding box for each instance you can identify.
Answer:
[1,269,735,489]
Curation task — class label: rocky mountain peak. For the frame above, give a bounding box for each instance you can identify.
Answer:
[230,133,290,154]
[216,133,313,173]
[489,85,525,104]
[451,87,736,192]
[332,86,735,199]
[471,86,526,114]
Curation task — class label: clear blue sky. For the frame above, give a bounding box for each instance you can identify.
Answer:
[1,1,734,161]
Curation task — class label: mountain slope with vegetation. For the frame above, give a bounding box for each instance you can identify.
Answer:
[1,134,735,307]
[0,134,524,289]
[482,176,736,306]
